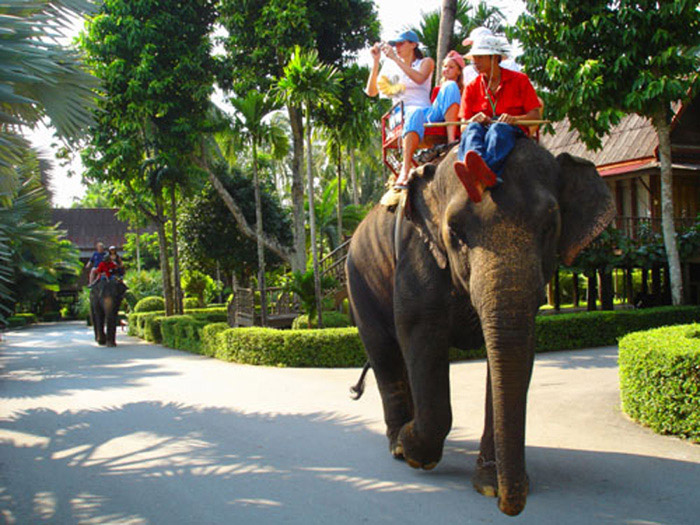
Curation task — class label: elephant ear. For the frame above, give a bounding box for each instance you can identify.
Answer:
[557,153,616,265]
[407,163,448,269]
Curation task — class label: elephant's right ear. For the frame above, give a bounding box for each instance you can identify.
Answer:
[407,163,448,269]
[556,153,616,265]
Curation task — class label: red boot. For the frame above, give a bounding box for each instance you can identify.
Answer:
[465,150,497,187]
[453,160,485,203]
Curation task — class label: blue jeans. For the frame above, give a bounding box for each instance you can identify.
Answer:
[457,122,523,175]
[403,81,461,140]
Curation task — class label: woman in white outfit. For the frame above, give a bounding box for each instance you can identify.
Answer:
[365,30,435,189]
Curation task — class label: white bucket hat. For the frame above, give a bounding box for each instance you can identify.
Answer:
[466,35,509,59]
[462,26,493,46]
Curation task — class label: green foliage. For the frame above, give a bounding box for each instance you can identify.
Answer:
[516,0,700,150]
[0,0,98,193]
[134,296,165,313]
[183,297,200,310]
[122,232,161,272]
[619,324,700,442]
[181,269,214,308]
[214,327,366,367]
[122,269,164,306]
[535,306,700,352]
[409,0,505,61]
[178,165,293,281]
[217,0,379,94]
[129,307,227,344]
[282,269,337,320]
[292,311,352,329]
[161,315,210,353]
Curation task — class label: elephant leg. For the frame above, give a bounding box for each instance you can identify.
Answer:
[474,364,498,497]
[396,327,452,470]
[105,314,117,347]
[93,308,106,345]
[366,335,414,458]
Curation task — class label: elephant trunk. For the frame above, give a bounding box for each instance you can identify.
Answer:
[470,252,540,516]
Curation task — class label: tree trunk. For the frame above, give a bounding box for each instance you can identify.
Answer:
[135,226,142,272]
[651,107,683,304]
[252,142,268,327]
[625,268,634,304]
[436,0,457,74]
[154,197,174,316]
[586,272,597,311]
[349,148,359,205]
[599,268,614,310]
[572,272,579,307]
[170,185,183,315]
[305,106,324,328]
[337,146,343,245]
[553,266,560,311]
[288,105,307,273]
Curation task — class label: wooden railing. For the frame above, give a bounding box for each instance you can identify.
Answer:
[232,286,300,328]
[615,216,696,240]
[320,238,351,290]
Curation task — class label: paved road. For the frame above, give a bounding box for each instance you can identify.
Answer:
[1,322,699,524]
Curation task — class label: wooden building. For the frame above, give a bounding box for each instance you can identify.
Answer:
[540,95,700,303]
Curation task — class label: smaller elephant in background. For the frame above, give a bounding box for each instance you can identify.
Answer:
[90,278,127,347]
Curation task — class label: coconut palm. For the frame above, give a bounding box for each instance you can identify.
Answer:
[0,0,97,199]
[229,90,289,326]
[276,46,340,328]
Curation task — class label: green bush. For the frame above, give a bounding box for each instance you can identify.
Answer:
[123,269,163,304]
[535,306,700,352]
[161,315,210,353]
[619,324,700,442]
[42,311,61,322]
[201,323,229,357]
[183,297,200,309]
[134,296,165,313]
[14,313,38,324]
[127,311,164,343]
[5,316,28,328]
[213,327,366,367]
[292,311,352,329]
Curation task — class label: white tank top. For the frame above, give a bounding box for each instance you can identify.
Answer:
[399,58,431,108]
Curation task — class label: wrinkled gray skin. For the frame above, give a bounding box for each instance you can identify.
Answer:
[345,139,614,516]
[90,279,127,347]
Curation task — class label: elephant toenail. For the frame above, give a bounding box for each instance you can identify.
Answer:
[406,458,421,469]
[422,462,438,471]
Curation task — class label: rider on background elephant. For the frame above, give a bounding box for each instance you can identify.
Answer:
[346,137,614,516]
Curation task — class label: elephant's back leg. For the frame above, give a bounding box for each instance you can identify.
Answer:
[347,258,413,458]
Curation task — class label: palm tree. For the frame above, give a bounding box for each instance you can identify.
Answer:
[436,0,458,69]
[276,46,340,328]
[229,91,289,326]
[0,0,97,199]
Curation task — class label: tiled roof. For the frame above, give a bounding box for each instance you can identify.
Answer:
[539,113,658,168]
[52,208,131,254]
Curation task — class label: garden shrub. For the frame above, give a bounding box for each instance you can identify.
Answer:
[183,297,200,309]
[200,323,229,357]
[134,296,165,312]
[619,324,700,442]
[5,316,28,328]
[214,327,366,367]
[161,315,209,354]
[291,311,352,329]
[14,313,38,324]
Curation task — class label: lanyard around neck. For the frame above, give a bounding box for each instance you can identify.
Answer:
[481,75,499,117]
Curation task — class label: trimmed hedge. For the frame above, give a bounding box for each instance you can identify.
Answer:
[5,316,28,328]
[134,296,165,313]
[15,313,38,324]
[619,324,700,442]
[214,327,366,367]
[131,305,700,369]
[291,311,353,329]
[161,315,209,354]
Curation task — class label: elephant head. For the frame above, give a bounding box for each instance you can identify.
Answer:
[406,140,614,514]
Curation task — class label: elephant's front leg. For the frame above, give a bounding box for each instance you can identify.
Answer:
[474,364,498,497]
[396,324,452,470]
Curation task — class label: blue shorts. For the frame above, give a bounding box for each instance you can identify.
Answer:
[403,81,461,140]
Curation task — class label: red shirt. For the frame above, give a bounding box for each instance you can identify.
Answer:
[96,260,117,277]
[458,67,541,135]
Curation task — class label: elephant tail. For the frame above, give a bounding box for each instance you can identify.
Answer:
[349,361,372,400]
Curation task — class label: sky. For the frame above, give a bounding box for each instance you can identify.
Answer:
[36,0,525,207]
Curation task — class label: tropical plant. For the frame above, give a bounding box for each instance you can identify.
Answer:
[282,269,337,322]
[277,46,340,328]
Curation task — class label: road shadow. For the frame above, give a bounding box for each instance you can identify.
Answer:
[0,322,180,400]
[1,401,699,524]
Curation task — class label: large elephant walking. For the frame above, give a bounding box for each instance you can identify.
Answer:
[90,278,127,347]
[346,139,614,516]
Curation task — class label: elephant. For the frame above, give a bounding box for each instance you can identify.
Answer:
[345,138,614,516]
[90,278,127,347]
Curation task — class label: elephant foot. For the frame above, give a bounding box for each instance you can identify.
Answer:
[472,458,498,497]
[106,341,116,348]
[97,339,106,346]
[497,476,529,516]
[397,421,442,471]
